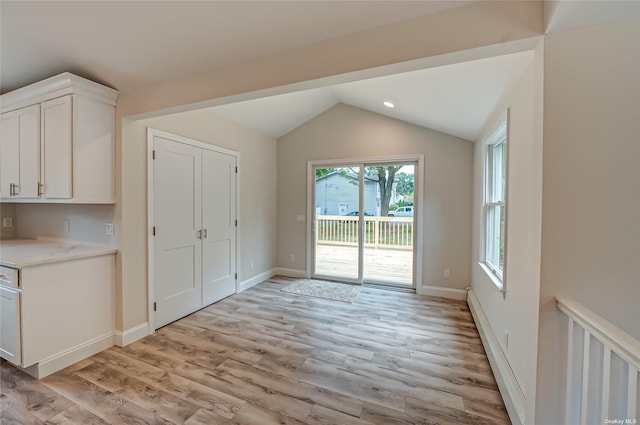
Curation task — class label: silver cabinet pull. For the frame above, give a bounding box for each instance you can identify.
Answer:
[198,229,203,239]
[203,229,208,239]
[9,183,20,196]
[37,182,44,197]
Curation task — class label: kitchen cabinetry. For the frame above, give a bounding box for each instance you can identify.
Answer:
[0,73,119,203]
[0,266,21,366]
[0,105,40,199]
[0,240,116,379]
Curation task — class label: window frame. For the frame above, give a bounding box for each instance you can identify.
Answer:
[481,110,509,292]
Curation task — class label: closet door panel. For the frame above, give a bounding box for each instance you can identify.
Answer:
[202,149,236,306]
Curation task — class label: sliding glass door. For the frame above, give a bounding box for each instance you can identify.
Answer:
[362,164,414,286]
[312,162,416,288]
[313,166,361,281]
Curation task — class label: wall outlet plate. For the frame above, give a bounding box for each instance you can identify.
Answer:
[105,223,114,236]
[2,217,12,228]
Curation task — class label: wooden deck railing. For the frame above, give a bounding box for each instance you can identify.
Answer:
[315,215,413,249]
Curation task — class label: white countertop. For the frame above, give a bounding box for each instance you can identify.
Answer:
[0,239,116,268]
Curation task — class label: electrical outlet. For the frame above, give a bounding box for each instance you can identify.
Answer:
[444,269,451,279]
[289,254,295,262]
[105,223,114,236]
[64,219,70,232]
[2,217,12,228]
[504,330,509,348]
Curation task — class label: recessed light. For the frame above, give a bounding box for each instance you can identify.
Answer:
[383,101,395,108]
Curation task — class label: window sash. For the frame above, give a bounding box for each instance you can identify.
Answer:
[483,119,507,282]
[485,204,504,279]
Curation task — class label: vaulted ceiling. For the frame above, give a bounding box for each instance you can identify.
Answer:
[209,51,533,141]
[3,1,637,143]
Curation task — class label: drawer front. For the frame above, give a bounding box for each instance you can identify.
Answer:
[0,266,18,288]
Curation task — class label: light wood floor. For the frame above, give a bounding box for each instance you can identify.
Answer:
[0,277,510,425]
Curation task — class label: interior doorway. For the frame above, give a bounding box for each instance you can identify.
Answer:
[311,159,418,288]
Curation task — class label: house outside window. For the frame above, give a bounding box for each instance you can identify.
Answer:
[483,111,508,288]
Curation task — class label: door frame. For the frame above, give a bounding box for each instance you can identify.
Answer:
[306,154,424,288]
[146,128,240,333]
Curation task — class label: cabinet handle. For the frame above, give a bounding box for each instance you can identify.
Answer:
[203,229,208,239]
[9,183,19,196]
[37,182,44,197]
[198,229,203,239]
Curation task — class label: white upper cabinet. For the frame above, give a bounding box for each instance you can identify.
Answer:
[1,105,40,199]
[0,73,119,203]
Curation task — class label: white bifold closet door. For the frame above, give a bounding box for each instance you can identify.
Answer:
[152,134,236,329]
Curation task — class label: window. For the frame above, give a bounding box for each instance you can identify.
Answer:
[483,113,508,286]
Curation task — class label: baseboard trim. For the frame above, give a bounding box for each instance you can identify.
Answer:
[238,269,276,293]
[273,267,309,279]
[22,331,115,379]
[114,322,149,347]
[418,285,467,300]
[467,288,526,425]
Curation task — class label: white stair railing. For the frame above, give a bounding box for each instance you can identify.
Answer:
[557,297,639,425]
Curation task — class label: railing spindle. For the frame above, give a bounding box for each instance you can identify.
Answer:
[628,366,637,420]
[601,346,611,422]
[566,317,574,425]
[581,330,591,425]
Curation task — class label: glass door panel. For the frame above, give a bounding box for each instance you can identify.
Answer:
[313,166,360,281]
[362,163,415,287]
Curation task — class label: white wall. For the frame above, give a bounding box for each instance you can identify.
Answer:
[277,103,473,292]
[0,203,17,239]
[13,204,117,246]
[120,109,277,330]
[471,48,542,423]
[536,19,640,423]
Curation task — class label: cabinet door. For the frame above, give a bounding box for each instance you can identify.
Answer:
[41,96,72,199]
[0,286,22,366]
[1,105,40,199]
[0,111,19,197]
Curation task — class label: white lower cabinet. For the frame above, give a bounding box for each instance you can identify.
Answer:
[0,285,22,366]
[0,254,115,378]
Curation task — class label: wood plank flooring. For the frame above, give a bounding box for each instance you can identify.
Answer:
[0,277,510,425]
